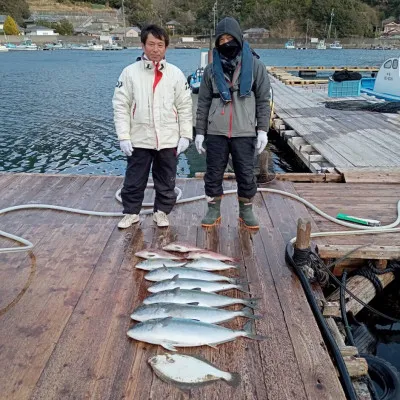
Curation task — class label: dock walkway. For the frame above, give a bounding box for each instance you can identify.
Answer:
[1,173,399,399]
[270,75,400,173]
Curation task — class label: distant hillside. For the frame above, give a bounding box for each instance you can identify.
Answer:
[27,0,114,13]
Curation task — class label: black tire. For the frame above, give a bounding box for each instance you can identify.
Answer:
[361,354,400,400]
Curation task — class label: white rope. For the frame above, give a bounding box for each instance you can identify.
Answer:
[1,186,399,254]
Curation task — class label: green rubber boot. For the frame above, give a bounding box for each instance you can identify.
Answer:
[201,196,222,227]
[238,197,259,229]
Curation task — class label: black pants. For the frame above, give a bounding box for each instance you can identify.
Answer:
[204,135,257,198]
[121,148,177,215]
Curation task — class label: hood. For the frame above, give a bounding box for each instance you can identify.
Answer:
[215,17,243,48]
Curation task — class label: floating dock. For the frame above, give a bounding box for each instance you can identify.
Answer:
[1,173,399,399]
[269,74,400,174]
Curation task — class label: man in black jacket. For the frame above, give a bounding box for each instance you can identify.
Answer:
[195,17,270,229]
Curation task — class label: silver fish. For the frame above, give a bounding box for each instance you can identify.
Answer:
[130,303,260,324]
[162,242,203,253]
[148,275,249,293]
[144,266,238,283]
[186,250,236,262]
[135,249,183,260]
[142,288,259,308]
[127,317,265,351]
[185,258,238,271]
[148,353,241,388]
[135,259,187,270]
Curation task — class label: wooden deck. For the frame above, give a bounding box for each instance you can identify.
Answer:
[270,75,400,172]
[1,173,399,399]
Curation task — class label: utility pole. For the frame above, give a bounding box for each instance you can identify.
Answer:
[213,1,217,35]
[305,19,309,46]
[327,8,334,39]
[121,0,126,41]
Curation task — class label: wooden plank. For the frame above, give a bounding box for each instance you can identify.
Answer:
[327,273,395,315]
[338,167,400,183]
[275,173,343,183]
[0,223,90,399]
[343,357,369,378]
[239,229,307,400]
[259,228,346,399]
[317,244,400,260]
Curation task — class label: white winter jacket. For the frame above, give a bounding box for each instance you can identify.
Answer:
[113,58,192,150]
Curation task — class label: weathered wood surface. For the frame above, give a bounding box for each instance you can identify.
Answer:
[0,174,348,400]
[270,76,400,169]
[337,167,400,183]
[317,244,400,260]
[327,273,396,315]
[292,182,400,247]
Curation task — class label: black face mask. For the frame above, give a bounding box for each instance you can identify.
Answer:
[218,39,240,59]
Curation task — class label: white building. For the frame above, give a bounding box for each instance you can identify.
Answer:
[0,15,7,31]
[26,25,58,36]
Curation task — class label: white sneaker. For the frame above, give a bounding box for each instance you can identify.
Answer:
[153,211,169,227]
[118,214,139,229]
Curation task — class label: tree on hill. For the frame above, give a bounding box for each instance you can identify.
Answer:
[0,0,30,25]
[4,15,20,34]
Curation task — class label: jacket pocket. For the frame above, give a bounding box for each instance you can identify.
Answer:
[207,100,220,124]
[133,102,151,124]
[208,102,229,133]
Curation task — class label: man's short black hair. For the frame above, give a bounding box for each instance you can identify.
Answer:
[141,24,169,47]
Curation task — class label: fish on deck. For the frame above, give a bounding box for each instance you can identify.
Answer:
[127,317,265,351]
[148,353,241,389]
[130,303,260,324]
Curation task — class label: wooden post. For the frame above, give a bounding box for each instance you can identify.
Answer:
[343,356,369,377]
[295,218,312,250]
[325,318,358,357]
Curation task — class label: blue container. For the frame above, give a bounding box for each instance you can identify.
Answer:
[328,79,361,97]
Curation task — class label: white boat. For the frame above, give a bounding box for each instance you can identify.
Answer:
[0,44,8,52]
[43,40,65,50]
[284,39,295,49]
[103,42,123,51]
[316,39,326,50]
[69,41,103,51]
[88,43,103,51]
[361,57,400,101]
[330,41,343,49]
[7,39,38,51]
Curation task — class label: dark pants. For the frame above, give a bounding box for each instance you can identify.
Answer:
[121,148,177,215]
[204,135,257,198]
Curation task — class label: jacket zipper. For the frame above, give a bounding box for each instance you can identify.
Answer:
[228,101,233,138]
[132,103,136,118]
[173,109,178,122]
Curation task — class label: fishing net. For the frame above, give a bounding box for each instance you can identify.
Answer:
[325,100,400,113]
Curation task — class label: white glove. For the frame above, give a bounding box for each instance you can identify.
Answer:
[177,137,190,155]
[256,130,268,154]
[120,139,133,156]
[195,134,206,154]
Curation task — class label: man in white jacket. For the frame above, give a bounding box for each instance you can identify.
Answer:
[113,25,192,228]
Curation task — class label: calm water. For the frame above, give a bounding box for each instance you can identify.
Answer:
[0,48,398,176]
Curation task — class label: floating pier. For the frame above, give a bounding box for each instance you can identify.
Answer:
[269,73,400,174]
[1,172,399,399]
